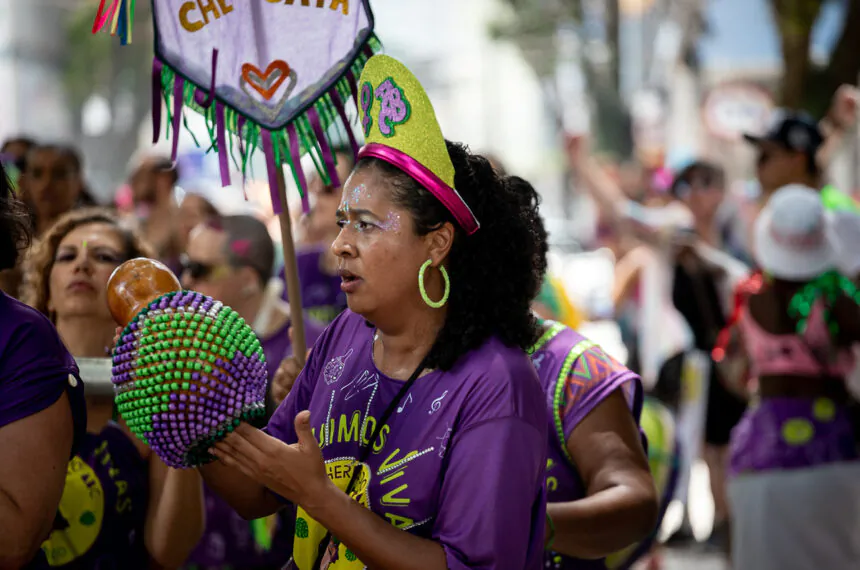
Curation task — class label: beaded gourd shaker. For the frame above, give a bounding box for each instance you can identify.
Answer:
[107,258,268,468]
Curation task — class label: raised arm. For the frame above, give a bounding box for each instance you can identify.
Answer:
[0,392,74,568]
[612,245,651,311]
[817,84,859,171]
[565,135,629,228]
[565,135,694,245]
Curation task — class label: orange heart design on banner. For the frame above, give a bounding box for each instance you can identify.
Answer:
[241,60,291,101]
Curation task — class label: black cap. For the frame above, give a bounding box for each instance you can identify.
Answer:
[743,109,823,155]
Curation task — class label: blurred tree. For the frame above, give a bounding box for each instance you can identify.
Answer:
[490,0,633,158]
[769,0,860,116]
[62,1,155,199]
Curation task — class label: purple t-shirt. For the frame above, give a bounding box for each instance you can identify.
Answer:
[530,323,643,570]
[185,316,325,569]
[281,246,346,325]
[35,423,149,568]
[0,291,86,444]
[266,310,548,570]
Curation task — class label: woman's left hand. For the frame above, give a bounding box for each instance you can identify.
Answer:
[209,411,333,511]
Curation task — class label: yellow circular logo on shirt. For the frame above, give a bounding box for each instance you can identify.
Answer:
[41,457,105,566]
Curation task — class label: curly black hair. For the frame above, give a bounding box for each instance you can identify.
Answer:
[0,162,33,271]
[356,140,548,370]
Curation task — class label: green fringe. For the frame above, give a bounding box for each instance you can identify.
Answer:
[249,516,276,552]
[156,34,382,197]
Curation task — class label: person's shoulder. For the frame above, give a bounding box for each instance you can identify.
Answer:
[451,337,545,428]
[542,326,635,386]
[464,336,536,378]
[571,341,635,386]
[0,293,64,347]
[0,293,75,374]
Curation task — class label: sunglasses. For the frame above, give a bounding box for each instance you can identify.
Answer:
[180,255,227,281]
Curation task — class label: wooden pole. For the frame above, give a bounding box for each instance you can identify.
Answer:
[274,163,307,366]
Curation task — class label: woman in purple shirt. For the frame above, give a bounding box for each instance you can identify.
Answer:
[21,208,205,568]
[0,164,86,568]
[200,55,549,569]
[529,320,658,569]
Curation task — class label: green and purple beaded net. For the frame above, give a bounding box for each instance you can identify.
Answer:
[111,290,267,468]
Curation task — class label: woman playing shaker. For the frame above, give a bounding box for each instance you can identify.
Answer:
[201,54,550,569]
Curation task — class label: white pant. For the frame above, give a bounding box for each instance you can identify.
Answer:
[728,463,860,570]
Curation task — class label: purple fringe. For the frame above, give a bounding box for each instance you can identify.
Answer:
[345,69,359,105]
[151,58,162,144]
[215,102,230,187]
[194,49,219,108]
[262,130,282,215]
[331,88,359,162]
[171,76,184,162]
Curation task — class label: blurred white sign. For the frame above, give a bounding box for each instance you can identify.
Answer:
[703,83,774,141]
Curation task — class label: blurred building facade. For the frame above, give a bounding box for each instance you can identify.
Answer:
[0,0,75,142]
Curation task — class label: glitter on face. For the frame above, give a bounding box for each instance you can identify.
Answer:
[379,212,402,233]
[337,181,402,233]
[339,183,373,223]
[340,183,372,214]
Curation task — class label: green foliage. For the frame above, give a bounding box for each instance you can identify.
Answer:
[490,0,581,44]
[768,0,860,112]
